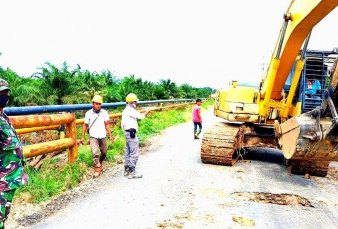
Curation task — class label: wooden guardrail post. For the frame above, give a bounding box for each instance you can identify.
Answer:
[66,113,77,163]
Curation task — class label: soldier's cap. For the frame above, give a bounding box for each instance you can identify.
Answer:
[0,79,11,92]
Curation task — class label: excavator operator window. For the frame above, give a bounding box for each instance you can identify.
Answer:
[305,75,322,97]
[302,53,327,112]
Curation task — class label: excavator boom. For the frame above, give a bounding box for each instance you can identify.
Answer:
[260,0,338,118]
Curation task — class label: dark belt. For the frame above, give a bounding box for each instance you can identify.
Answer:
[125,129,130,132]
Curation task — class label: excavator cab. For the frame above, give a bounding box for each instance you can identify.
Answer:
[300,50,337,112]
[284,50,338,113]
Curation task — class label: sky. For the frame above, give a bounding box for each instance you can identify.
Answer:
[1,0,338,89]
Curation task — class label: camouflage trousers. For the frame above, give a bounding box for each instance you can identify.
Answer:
[0,189,16,228]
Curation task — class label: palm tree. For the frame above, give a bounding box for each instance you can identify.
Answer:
[0,68,35,106]
[32,62,83,105]
[159,79,178,99]
[179,83,196,98]
[13,79,48,106]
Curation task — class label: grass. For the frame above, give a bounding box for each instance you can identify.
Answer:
[16,100,214,204]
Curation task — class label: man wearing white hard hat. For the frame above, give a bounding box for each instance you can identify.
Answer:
[80,95,114,178]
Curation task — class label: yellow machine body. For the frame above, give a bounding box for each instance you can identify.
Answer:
[202,0,338,177]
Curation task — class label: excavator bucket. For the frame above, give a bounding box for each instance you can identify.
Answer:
[277,108,338,176]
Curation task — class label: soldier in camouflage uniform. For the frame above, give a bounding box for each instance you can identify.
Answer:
[0,79,29,229]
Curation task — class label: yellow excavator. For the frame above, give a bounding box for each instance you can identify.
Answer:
[201,0,338,177]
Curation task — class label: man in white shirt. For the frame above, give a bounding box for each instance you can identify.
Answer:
[121,93,151,179]
[80,95,114,177]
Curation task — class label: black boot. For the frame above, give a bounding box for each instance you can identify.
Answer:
[194,131,199,139]
[128,167,143,179]
[124,165,130,176]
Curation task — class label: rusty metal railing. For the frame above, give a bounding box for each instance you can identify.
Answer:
[9,113,78,163]
[8,101,192,163]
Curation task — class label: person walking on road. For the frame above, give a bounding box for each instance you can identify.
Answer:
[0,79,29,229]
[80,95,114,178]
[192,98,202,139]
[121,93,151,179]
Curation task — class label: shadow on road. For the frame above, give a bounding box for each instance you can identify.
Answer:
[239,147,285,165]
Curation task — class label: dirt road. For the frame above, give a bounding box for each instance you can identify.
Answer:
[10,108,338,229]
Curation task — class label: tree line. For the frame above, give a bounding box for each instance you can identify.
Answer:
[0,62,214,107]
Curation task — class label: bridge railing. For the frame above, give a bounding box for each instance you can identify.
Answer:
[5,99,195,163]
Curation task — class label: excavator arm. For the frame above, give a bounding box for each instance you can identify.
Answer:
[259,0,338,119]
[272,60,338,176]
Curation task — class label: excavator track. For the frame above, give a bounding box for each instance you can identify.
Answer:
[288,160,330,177]
[201,122,241,166]
[202,121,333,177]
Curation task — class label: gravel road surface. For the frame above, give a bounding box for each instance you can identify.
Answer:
[7,108,338,229]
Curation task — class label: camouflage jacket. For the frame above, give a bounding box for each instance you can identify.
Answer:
[0,112,29,191]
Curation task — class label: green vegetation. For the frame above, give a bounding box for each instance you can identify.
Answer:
[0,63,215,106]
[1,59,215,203]
[16,101,213,204]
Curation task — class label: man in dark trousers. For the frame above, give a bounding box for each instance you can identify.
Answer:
[192,98,202,139]
[0,78,29,229]
[121,93,151,179]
